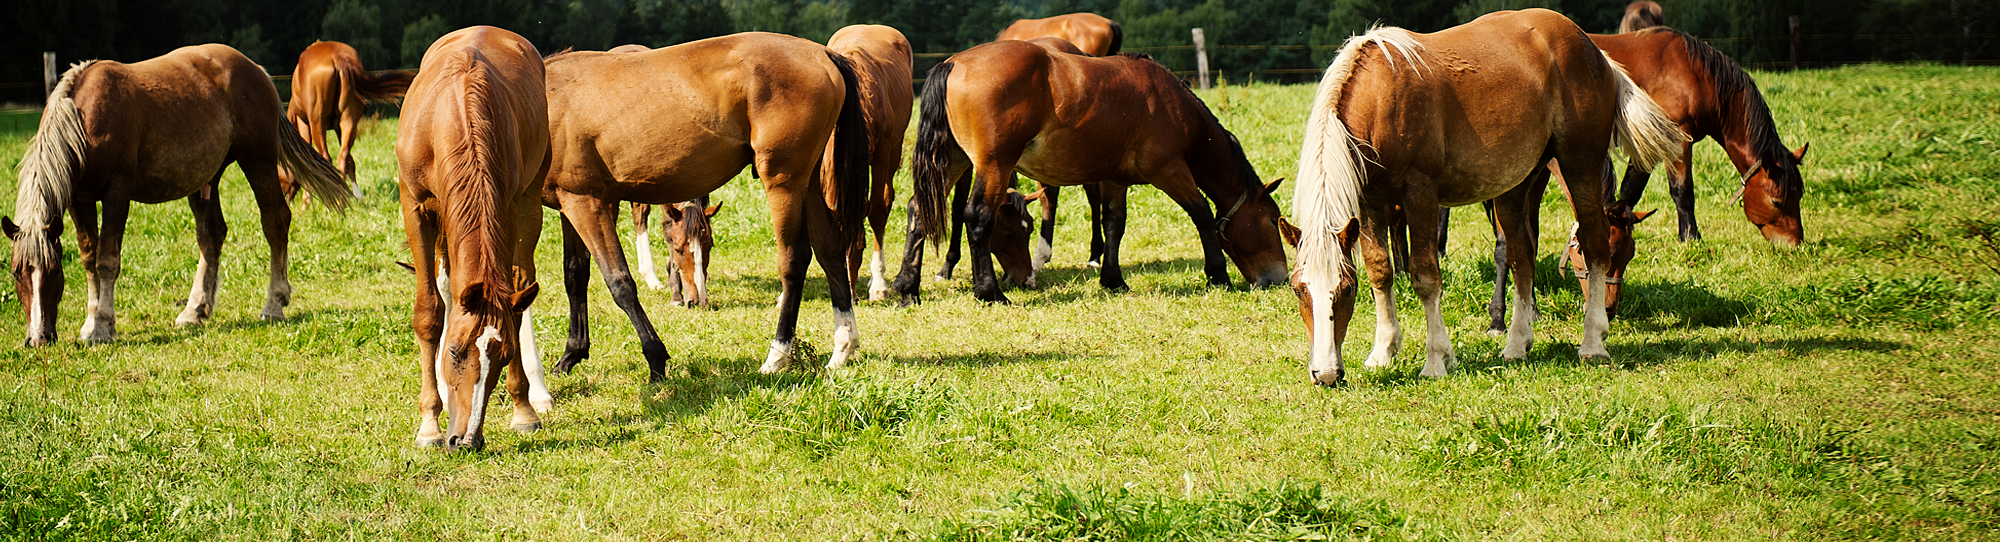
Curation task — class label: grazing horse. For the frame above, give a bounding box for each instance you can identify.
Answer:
[1620,2,1666,33]
[395,26,553,451]
[4,44,350,347]
[649,197,723,309]
[285,41,415,192]
[541,33,869,379]
[825,25,915,302]
[893,42,1289,306]
[996,13,1123,56]
[1289,9,1685,386]
[1466,161,1657,334]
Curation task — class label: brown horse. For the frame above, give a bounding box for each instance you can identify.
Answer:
[893,42,1289,305]
[825,25,915,302]
[1289,9,1685,386]
[1594,27,1809,246]
[996,13,1123,56]
[542,32,869,379]
[643,197,723,308]
[4,44,350,347]
[396,26,552,451]
[285,41,414,192]
[1468,161,1656,334]
[1620,1,1666,33]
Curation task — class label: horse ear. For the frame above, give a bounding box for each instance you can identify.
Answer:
[458,281,486,308]
[662,204,686,222]
[1632,209,1658,223]
[396,261,417,274]
[2,217,17,241]
[1335,217,1360,248]
[509,281,540,313]
[1793,142,1810,161]
[1276,217,1302,248]
[703,202,724,218]
[1264,178,1285,195]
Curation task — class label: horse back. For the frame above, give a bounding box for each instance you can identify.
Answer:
[828,25,915,144]
[70,44,280,203]
[399,26,549,203]
[1590,30,1708,137]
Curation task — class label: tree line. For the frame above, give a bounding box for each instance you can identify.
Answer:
[4,0,1993,103]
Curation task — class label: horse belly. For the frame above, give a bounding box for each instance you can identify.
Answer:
[127,135,232,203]
[1014,138,1124,186]
[601,139,750,204]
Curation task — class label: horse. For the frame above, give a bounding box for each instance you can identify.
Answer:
[893,42,1289,306]
[996,13,1124,57]
[642,197,723,309]
[395,25,553,451]
[1620,1,1666,33]
[1288,9,1685,386]
[825,25,915,302]
[541,32,869,379]
[1465,161,1657,334]
[4,44,351,347]
[285,40,414,192]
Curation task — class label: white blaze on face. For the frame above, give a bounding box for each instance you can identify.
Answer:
[1307,278,1339,380]
[468,325,502,436]
[692,244,709,304]
[25,269,44,342]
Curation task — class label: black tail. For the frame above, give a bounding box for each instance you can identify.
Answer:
[1106,20,1124,55]
[910,61,956,245]
[827,52,872,246]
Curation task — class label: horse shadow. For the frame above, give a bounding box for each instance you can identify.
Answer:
[638,355,820,422]
[885,348,1108,368]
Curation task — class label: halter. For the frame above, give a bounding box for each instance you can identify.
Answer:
[1728,158,1764,206]
[1559,223,1622,285]
[1211,183,1255,241]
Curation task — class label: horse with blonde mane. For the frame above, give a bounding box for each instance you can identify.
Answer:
[396,26,553,451]
[5,44,350,347]
[285,40,414,192]
[1289,9,1685,386]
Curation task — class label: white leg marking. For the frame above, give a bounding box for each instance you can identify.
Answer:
[1579,264,1612,360]
[1306,279,1342,385]
[1363,283,1401,369]
[177,256,216,326]
[635,229,663,290]
[1033,235,1053,273]
[79,268,116,342]
[760,339,794,374]
[1502,286,1535,359]
[1419,292,1456,377]
[867,250,890,301]
[519,308,553,413]
[826,309,860,370]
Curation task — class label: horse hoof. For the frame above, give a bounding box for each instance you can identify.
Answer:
[414,436,445,448]
[259,309,286,321]
[1310,369,1344,387]
[510,422,541,434]
[1581,352,1613,364]
[1085,260,1103,269]
[531,399,555,414]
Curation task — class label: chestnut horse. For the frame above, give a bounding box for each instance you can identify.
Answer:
[893,42,1289,305]
[996,13,1123,56]
[644,196,723,309]
[1289,9,1685,385]
[542,33,869,379]
[825,25,915,302]
[4,44,350,347]
[286,41,414,191]
[396,26,552,451]
[1620,2,1665,33]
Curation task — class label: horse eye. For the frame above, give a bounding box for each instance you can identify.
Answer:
[448,345,465,360]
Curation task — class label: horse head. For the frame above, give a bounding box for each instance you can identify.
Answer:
[1216,177,1291,288]
[3,217,63,347]
[662,199,722,309]
[435,276,538,452]
[1563,205,1656,319]
[1282,216,1359,385]
[991,189,1040,288]
[1739,143,1808,248]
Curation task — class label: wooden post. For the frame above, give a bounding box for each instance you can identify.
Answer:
[1192,28,1210,90]
[1788,16,1801,71]
[44,52,57,99]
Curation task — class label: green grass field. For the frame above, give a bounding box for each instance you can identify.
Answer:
[2,64,1996,540]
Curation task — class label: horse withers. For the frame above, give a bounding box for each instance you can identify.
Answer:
[996,13,1124,56]
[1289,9,1686,386]
[285,40,414,193]
[893,43,1288,306]
[541,33,870,379]
[5,44,350,347]
[824,25,915,302]
[396,26,553,451]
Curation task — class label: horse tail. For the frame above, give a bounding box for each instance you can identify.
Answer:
[1291,27,1424,290]
[909,61,956,246]
[1105,20,1125,55]
[354,69,416,102]
[275,107,353,210]
[824,52,872,246]
[1602,52,1688,173]
[11,60,98,267]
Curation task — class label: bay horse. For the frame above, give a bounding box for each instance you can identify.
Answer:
[643,197,723,309]
[996,13,1123,56]
[1465,161,1656,334]
[1289,9,1685,386]
[542,32,869,379]
[285,40,415,192]
[395,26,553,451]
[824,25,915,302]
[4,44,351,347]
[1620,2,1665,33]
[893,42,1289,306]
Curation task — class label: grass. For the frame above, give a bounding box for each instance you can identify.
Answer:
[1,63,1997,540]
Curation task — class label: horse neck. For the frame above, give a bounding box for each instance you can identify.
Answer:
[440,57,519,300]
[1188,123,1255,204]
[13,60,97,267]
[1715,87,1790,175]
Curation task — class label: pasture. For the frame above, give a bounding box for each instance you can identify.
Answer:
[2,64,1997,540]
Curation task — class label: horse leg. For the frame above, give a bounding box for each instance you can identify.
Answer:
[631,203,666,291]
[890,201,930,306]
[1357,203,1401,369]
[937,167,972,281]
[553,216,593,375]
[805,188,862,370]
[758,177,816,373]
[74,199,123,343]
[1085,183,1107,268]
[239,160,295,322]
[1097,185,1131,292]
[1665,142,1699,242]
[509,190,550,427]
[559,197,672,380]
[865,163,896,301]
[1404,198,1455,377]
[966,165,1016,304]
[1150,165,1229,286]
[1481,200,1509,335]
[1616,162,1651,208]
[1557,154,1616,362]
[1493,168,1548,359]
[402,200,447,448]
[177,174,228,326]
[337,104,362,193]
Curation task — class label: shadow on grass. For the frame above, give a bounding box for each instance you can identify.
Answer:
[639,356,816,421]
[885,348,1108,368]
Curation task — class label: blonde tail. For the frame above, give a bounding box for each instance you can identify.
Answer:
[1603,52,1689,172]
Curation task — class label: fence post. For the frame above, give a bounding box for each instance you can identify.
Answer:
[1192,28,1210,90]
[1788,16,1801,71]
[44,52,57,100]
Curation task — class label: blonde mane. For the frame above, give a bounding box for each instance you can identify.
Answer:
[1291,27,1425,289]
[12,60,98,267]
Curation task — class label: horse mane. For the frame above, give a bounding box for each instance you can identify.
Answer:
[1292,26,1426,288]
[1649,27,1794,172]
[1154,64,1262,193]
[12,60,99,267]
[439,49,516,305]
